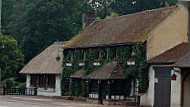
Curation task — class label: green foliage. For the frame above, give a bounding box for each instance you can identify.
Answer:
[61,44,149,96]
[138,63,149,93]
[95,17,101,21]
[0,34,24,81]
[64,92,72,96]
[82,0,177,18]
[17,82,26,88]
[105,12,119,19]
[2,0,16,34]
[109,0,177,16]
[1,78,16,88]
[7,0,83,63]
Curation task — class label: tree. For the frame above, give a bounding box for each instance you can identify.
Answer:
[8,0,82,63]
[2,0,15,30]
[0,34,24,81]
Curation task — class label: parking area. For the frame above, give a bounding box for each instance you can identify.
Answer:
[0,95,132,107]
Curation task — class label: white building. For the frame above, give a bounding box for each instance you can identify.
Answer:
[20,42,66,96]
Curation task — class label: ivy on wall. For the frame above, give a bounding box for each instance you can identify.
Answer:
[61,43,149,96]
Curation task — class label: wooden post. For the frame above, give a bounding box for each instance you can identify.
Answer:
[180,73,183,106]
[98,80,103,104]
[109,80,111,100]
[46,75,48,89]
[87,80,90,97]
[37,75,39,87]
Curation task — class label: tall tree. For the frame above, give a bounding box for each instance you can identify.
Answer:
[1,0,16,35]
[0,34,24,81]
[8,0,83,63]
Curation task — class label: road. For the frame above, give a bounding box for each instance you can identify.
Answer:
[0,95,127,107]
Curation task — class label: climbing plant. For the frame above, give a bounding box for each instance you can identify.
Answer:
[61,43,149,96]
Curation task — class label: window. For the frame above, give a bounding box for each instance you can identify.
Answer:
[30,75,37,87]
[39,75,46,87]
[48,75,55,88]
[30,74,56,88]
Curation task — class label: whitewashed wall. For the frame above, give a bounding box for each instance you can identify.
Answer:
[26,74,31,88]
[170,68,181,107]
[37,75,61,96]
[140,66,155,106]
[26,74,61,96]
[140,66,181,107]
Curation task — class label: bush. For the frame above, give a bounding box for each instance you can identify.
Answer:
[64,92,72,96]
[17,82,26,88]
[1,78,16,88]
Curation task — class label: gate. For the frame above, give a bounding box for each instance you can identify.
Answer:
[154,67,172,107]
[3,88,37,96]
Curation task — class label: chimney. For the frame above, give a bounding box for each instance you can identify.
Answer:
[82,12,95,29]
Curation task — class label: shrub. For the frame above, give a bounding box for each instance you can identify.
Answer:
[17,82,26,88]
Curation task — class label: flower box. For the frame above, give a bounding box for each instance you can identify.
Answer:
[93,59,100,66]
[66,63,72,66]
[79,62,85,66]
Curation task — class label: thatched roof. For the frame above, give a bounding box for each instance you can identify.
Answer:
[83,61,125,80]
[63,6,178,49]
[148,42,190,64]
[173,51,190,67]
[20,42,67,74]
[70,69,86,78]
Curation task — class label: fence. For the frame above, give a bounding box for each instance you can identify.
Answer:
[0,87,37,96]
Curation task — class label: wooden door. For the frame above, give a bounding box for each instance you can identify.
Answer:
[154,67,172,107]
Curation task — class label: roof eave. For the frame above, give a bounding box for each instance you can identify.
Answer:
[63,42,144,50]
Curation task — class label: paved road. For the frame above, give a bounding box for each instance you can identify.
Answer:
[0,95,128,107]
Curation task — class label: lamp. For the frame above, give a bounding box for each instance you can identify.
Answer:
[131,50,137,57]
[171,73,177,80]
[171,69,177,80]
[127,46,137,66]
[56,55,60,61]
[56,48,63,61]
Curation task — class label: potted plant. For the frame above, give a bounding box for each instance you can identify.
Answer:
[78,59,85,66]
[93,59,100,66]
[66,60,72,66]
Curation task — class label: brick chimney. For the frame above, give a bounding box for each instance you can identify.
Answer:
[82,12,95,29]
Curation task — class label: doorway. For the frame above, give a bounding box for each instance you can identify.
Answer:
[154,67,172,107]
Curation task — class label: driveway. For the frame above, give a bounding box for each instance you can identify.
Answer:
[0,95,131,107]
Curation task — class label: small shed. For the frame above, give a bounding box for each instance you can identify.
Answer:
[20,41,67,96]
